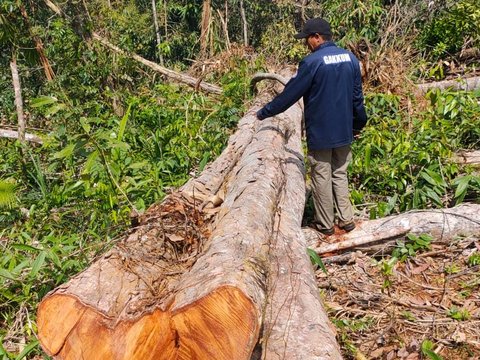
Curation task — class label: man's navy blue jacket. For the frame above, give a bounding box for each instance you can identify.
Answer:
[257,42,367,150]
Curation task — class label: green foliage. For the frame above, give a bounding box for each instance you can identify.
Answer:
[447,306,471,321]
[392,233,433,261]
[377,256,397,289]
[307,248,327,275]
[417,0,480,60]
[0,180,16,209]
[351,89,480,217]
[467,252,480,267]
[320,0,386,44]
[421,340,444,360]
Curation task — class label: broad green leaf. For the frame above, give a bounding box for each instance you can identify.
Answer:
[44,103,67,117]
[118,103,132,141]
[14,340,39,360]
[307,248,327,275]
[0,268,16,281]
[29,251,46,278]
[53,143,76,159]
[11,244,41,252]
[30,96,57,107]
[454,175,471,199]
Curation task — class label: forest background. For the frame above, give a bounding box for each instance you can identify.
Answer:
[0,0,479,359]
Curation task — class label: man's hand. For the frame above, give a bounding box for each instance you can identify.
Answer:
[256,109,266,121]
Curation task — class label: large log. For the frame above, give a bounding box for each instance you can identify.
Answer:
[259,102,342,359]
[0,128,42,144]
[305,204,480,255]
[417,76,480,93]
[37,75,341,359]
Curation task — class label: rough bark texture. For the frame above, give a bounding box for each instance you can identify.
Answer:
[455,150,480,166]
[92,33,222,95]
[10,58,25,144]
[0,129,42,144]
[199,0,212,58]
[37,74,341,359]
[417,76,480,93]
[151,0,164,65]
[305,204,480,254]
[259,102,342,359]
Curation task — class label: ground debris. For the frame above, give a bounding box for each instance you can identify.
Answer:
[317,235,480,359]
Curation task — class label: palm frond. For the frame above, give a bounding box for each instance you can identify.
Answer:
[0,180,17,208]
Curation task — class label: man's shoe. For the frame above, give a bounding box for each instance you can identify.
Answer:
[319,227,335,236]
[312,223,335,235]
[339,221,355,232]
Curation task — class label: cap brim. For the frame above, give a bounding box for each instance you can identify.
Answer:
[294,32,308,39]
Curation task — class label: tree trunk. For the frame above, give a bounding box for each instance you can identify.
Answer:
[304,204,480,255]
[455,150,480,166]
[37,73,341,359]
[417,76,480,93]
[10,57,26,144]
[239,0,248,46]
[0,128,42,144]
[151,0,164,65]
[92,32,222,94]
[199,0,212,58]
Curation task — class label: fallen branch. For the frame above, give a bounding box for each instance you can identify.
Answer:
[250,72,288,95]
[305,204,480,256]
[0,128,42,144]
[417,76,480,93]
[314,226,411,255]
[92,33,222,95]
[455,150,480,166]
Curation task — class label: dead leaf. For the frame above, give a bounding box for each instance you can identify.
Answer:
[411,263,430,274]
[166,234,184,242]
[406,353,420,360]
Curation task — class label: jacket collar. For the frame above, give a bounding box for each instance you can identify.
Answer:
[313,41,336,53]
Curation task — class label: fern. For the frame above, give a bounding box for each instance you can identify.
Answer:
[0,180,17,208]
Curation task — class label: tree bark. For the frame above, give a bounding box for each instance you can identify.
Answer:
[216,9,231,51]
[199,0,212,58]
[0,129,42,144]
[304,204,480,255]
[92,32,222,94]
[455,150,480,166]
[151,0,164,65]
[10,57,26,144]
[417,76,480,93]
[239,0,248,46]
[37,73,342,359]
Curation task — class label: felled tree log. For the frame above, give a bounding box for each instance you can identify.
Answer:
[455,150,480,166]
[417,75,480,93]
[37,74,341,359]
[305,204,480,255]
[0,128,42,144]
[259,102,342,359]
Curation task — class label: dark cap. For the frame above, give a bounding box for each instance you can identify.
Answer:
[294,18,331,39]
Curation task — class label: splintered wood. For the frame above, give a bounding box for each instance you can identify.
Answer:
[37,80,341,359]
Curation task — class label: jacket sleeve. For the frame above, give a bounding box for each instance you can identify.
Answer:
[257,60,314,120]
[352,59,367,132]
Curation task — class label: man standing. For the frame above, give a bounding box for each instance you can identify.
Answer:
[256,18,367,235]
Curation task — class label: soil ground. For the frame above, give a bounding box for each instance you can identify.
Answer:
[316,233,480,360]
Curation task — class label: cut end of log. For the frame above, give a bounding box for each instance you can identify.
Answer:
[37,286,258,360]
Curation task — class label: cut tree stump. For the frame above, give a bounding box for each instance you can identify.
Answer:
[37,72,341,359]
